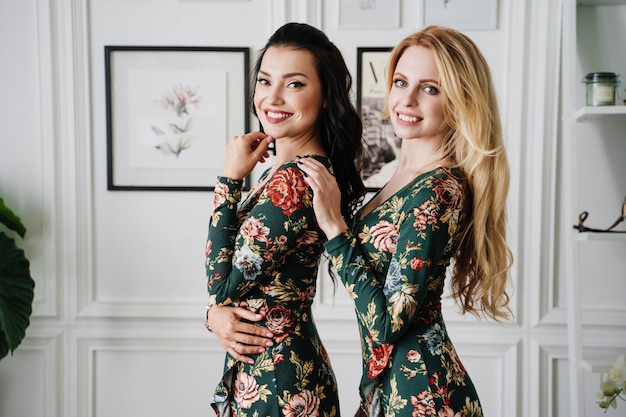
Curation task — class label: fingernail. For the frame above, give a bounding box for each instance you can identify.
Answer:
[266,341,274,346]
[266,332,274,338]
[266,136,273,143]
[248,360,254,364]
[258,348,266,353]
[256,314,262,318]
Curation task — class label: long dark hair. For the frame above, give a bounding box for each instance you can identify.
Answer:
[251,22,366,222]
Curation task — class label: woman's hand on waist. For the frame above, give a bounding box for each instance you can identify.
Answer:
[207,303,274,364]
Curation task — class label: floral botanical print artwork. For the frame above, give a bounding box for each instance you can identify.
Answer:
[152,84,201,158]
[325,167,484,417]
[205,157,339,417]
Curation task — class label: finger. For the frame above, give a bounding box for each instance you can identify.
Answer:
[297,159,324,190]
[251,135,273,158]
[297,155,325,169]
[237,329,274,347]
[232,312,274,342]
[229,342,256,364]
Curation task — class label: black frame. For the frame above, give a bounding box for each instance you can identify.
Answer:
[356,47,398,191]
[105,46,250,191]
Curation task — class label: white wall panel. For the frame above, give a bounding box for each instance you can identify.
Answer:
[0,335,61,417]
[93,348,214,416]
[77,334,215,417]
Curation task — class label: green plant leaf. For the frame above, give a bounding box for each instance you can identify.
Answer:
[0,232,35,360]
[0,198,26,238]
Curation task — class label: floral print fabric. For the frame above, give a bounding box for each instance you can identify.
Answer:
[325,167,484,417]
[206,157,339,417]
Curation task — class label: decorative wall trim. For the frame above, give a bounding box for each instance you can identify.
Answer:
[30,0,59,318]
[71,0,96,323]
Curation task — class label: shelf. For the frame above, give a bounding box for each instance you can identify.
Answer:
[574,231,626,241]
[577,0,626,5]
[575,105,626,122]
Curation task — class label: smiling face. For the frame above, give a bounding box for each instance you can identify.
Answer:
[253,46,324,142]
[387,45,446,142]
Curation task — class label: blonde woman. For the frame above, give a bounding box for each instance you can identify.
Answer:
[298,25,513,416]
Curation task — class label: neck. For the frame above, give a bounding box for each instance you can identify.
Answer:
[273,136,326,165]
[396,137,447,174]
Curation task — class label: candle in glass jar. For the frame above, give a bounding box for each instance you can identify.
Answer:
[582,72,619,106]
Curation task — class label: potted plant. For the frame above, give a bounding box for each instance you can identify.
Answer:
[0,197,35,361]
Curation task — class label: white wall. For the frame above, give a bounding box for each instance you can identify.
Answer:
[0,1,624,416]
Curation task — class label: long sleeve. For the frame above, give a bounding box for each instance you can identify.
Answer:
[324,173,464,346]
[205,165,321,307]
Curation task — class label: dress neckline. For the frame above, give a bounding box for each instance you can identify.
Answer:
[246,154,330,202]
[357,166,451,222]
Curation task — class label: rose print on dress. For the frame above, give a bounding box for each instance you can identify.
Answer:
[369,220,399,252]
[234,245,263,280]
[240,216,270,245]
[233,372,261,409]
[266,169,309,217]
[282,390,321,417]
[366,343,393,379]
[264,304,296,344]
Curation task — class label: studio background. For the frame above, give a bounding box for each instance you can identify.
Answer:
[1,1,625,416]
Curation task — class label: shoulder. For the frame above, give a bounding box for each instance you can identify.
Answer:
[408,167,465,210]
[269,156,331,187]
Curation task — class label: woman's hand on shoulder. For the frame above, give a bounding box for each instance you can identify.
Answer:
[296,156,348,239]
[207,304,274,364]
[222,132,274,180]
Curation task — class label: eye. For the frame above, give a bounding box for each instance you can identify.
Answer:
[257,77,269,86]
[424,85,439,95]
[393,79,407,88]
[287,81,305,89]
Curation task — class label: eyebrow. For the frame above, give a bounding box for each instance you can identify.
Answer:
[393,72,440,85]
[258,70,309,79]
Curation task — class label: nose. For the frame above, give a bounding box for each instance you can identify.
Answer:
[401,88,419,106]
[266,85,284,105]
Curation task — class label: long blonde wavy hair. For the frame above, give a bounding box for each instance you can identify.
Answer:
[383,26,513,321]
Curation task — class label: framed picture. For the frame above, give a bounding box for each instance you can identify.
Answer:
[338,0,400,29]
[423,0,498,30]
[356,47,399,191]
[105,46,250,191]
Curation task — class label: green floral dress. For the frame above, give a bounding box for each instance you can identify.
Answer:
[324,167,483,417]
[205,157,340,417]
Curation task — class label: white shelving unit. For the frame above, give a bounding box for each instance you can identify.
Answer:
[575,105,626,122]
[562,0,626,416]
[575,231,626,241]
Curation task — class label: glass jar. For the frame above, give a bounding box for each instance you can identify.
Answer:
[582,72,619,106]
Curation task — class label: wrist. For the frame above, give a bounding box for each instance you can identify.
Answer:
[204,303,214,332]
[322,220,348,240]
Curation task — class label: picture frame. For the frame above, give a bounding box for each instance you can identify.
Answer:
[423,0,498,30]
[356,47,398,191]
[105,46,250,191]
[338,0,400,29]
